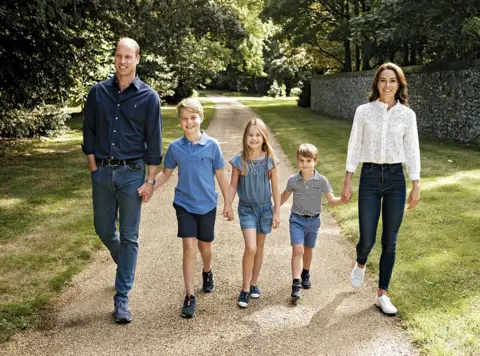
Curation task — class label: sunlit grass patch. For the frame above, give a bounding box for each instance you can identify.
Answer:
[239,96,480,355]
[0,99,215,342]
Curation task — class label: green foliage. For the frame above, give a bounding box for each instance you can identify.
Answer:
[267,80,286,97]
[0,106,69,139]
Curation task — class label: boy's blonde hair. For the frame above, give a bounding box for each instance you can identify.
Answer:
[241,118,277,176]
[177,98,204,120]
[297,143,318,160]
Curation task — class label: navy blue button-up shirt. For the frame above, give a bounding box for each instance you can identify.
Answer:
[82,76,162,165]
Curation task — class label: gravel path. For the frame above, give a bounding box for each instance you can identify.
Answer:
[0,96,417,355]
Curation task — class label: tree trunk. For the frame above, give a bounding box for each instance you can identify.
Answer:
[403,42,409,66]
[410,42,417,65]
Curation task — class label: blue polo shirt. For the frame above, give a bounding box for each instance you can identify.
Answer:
[164,132,225,214]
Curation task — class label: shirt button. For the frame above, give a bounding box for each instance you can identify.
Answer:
[115,117,118,120]
[114,130,116,133]
[112,143,115,146]
[117,104,120,106]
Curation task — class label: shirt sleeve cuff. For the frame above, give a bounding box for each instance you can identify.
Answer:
[408,173,420,181]
[81,144,94,155]
[145,156,162,165]
[346,164,357,173]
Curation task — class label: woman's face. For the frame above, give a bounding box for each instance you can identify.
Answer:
[377,69,399,103]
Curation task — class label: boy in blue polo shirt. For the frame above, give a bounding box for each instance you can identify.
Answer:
[139,98,232,318]
[280,144,349,303]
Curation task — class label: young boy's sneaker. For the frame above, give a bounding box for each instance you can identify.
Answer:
[375,295,398,315]
[250,285,261,299]
[237,290,250,308]
[202,269,215,293]
[181,295,196,318]
[351,262,365,288]
[113,300,132,323]
[301,271,311,289]
[291,280,302,302]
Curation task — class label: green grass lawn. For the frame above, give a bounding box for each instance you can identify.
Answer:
[239,97,480,355]
[0,101,214,342]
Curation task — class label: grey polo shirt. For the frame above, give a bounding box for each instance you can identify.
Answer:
[285,170,333,216]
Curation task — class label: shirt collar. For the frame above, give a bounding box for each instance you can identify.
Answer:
[374,98,400,110]
[111,75,141,90]
[181,131,209,146]
[295,170,321,181]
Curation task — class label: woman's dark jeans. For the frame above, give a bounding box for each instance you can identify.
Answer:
[357,163,406,291]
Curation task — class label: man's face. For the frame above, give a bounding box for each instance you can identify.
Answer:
[114,41,139,78]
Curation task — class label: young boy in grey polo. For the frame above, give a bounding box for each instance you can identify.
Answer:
[281,144,347,303]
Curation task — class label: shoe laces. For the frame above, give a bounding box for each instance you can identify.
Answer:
[115,300,129,312]
[379,295,393,307]
[240,291,249,299]
[353,266,364,279]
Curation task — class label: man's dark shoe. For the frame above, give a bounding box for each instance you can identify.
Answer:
[181,295,196,318]
[291,281,302,304]
[202,269,215,293]
[113,300,132,323]
[301,271,311,289]
[237,290,250,308]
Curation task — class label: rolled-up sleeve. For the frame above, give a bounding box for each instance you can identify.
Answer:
[404,111,421,181]
[346,106,364,173]
[82,87,97,155]
[144,91,163,165]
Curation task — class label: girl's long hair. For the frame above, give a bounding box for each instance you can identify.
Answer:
[240,118,277,176]
[369,62,409,106]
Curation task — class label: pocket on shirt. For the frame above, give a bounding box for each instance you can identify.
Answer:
[200,156,213,167]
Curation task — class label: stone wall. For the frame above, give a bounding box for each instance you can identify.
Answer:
[311,61,480,145]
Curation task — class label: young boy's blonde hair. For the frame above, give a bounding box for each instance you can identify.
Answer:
[297,143,318,160]
[177,98,204,120]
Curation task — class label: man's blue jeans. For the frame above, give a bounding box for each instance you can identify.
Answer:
[91,159,145,302]
[357,163,406,291]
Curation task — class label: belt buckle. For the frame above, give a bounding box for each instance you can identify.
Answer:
[108,158,118,167]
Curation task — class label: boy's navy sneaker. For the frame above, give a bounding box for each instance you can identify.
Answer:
[202,269,215,293]
[250,285,261,299]
[291,281,302,303]
[181,295,196,318]
[113,300,132,323]
[237,290,250,308]
[301,271,311,289]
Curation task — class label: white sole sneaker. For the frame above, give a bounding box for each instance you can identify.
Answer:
[375,295,398,315]
[351,263,365,288]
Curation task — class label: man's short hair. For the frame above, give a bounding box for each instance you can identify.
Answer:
[117,37,140,56]
[297,143,318,160]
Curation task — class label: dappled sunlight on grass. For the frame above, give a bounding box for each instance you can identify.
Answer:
[238,96,480,355]
[0,99,216,342]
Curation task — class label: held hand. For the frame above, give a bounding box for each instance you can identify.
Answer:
[223,205,234,221]
[341,182,353,202]
[272,211,281,229]
[137,183,154,204]
[407,186,420,210]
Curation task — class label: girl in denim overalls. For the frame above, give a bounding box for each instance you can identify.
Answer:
[228,118,281,308]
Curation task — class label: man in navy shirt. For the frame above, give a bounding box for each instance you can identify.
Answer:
[82,37,162,323]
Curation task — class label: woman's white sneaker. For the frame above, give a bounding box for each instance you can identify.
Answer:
[351,263,365,288]
[375,295,398,315]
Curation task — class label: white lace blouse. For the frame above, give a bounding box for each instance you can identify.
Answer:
[346,100,421,181]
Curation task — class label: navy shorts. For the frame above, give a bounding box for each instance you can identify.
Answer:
[238,201,273,234]
[173,203,216,242]
[289,213,321,248]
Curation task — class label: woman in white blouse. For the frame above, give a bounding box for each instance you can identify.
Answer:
[341,62,421,315]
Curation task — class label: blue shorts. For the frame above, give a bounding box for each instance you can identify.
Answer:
[173,203,216,242]
[238,201,273,234]
[289,213,321,248]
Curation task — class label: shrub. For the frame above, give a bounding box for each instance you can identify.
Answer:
[267,80,286,97]
[290,87,302,97]
[0,105,70,139]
